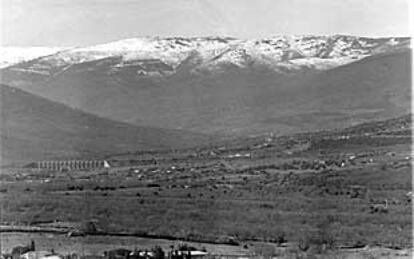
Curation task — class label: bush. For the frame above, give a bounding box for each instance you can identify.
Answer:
[83,221,98,234]
[152,246,164,259]
[298,221,336,254]
[298,235,310,251]
[275,231,287,245]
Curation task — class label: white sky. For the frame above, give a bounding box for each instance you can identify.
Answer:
[0,0,411,47]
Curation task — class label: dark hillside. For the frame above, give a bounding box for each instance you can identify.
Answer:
[0,84,211,165]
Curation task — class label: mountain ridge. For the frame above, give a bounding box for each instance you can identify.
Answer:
[0,84,213,165]
[2,35,409,76]
[0,47,68,69]
[0,36,410,137]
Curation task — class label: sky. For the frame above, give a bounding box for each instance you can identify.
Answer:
[0,0,411,47]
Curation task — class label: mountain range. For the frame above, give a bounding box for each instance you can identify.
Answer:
[0,35,411,163]
[1,35,409,75]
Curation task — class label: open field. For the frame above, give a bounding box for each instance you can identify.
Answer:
[0,115,412,257]
[1,233,412,259]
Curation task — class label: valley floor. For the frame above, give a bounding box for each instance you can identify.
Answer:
[0,115,412,258]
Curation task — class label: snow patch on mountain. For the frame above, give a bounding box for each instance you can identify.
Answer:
[0,47,68,68]
[2,36,409,75]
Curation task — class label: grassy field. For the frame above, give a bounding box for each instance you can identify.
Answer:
[0,115,412,257]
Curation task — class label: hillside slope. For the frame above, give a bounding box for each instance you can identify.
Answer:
[0,84,211,165]
[2,49,410,136]
[0,36,410,136]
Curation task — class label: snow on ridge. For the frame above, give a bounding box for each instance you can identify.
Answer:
[5,35,409,73]
[0,46,68,68]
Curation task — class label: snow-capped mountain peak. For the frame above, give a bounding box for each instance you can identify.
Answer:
[2,35,410,76]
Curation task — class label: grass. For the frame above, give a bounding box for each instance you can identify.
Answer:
[1,162,411,248]
[0,116,412,256]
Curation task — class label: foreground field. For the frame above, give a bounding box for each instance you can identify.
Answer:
[0,115,412,257]
[1,233,412,259]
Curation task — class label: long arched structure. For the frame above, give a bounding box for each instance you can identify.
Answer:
[36,160,110,171]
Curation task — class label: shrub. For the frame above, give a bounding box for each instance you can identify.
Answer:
[152,246,164,259]
[298,235,310,251]
[275,231,287,245]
